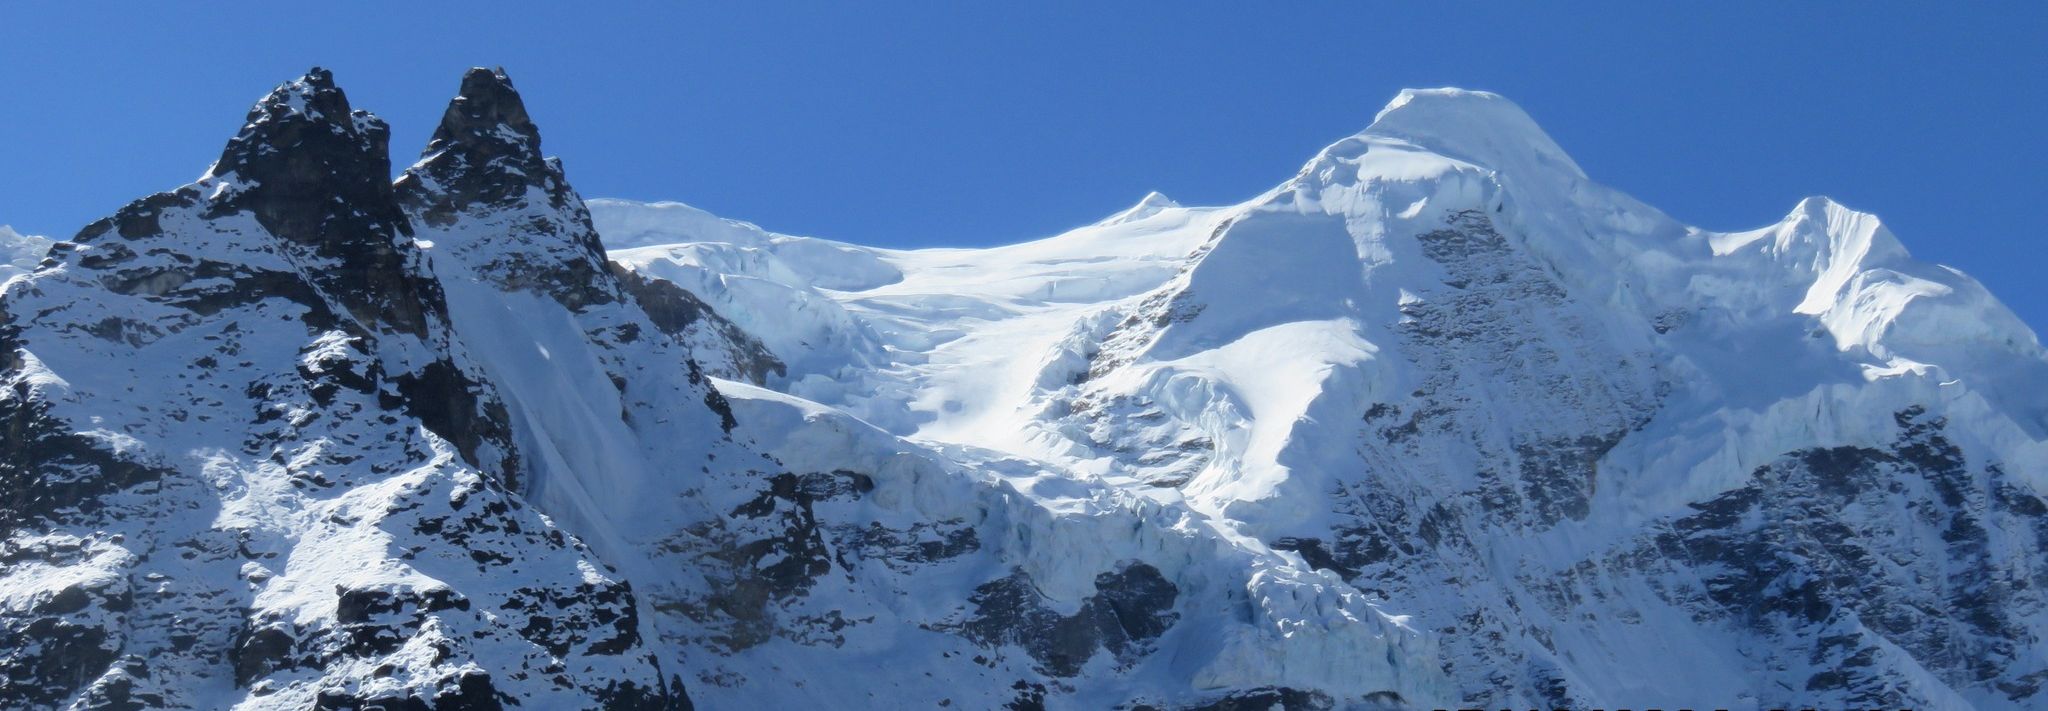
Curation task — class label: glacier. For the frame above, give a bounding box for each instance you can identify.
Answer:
[3,70,2046,710]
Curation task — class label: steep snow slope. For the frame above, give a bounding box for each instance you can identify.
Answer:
[603,88,2048,709]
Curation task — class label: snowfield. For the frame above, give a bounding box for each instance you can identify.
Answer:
[603,87,2048,709]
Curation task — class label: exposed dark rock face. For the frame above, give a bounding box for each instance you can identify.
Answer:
[835,517,979,573]
[387,358,519,487]
[959,562,1179,677]
[668,470,861,652]
[609,262,785,385]
[310,668,505,711]
[127,68,517,480]
[645,461,983,662]
[209,68,405,236]
[1395,210,1656,529]
[396,67,618,312]
[0,586,124,708]
[412,68,555,219]
[1638,407,2048,708]
[0,378,172,538]
[205,67,438,339]
[391,67,765,465]
[1127,686,1337,711]
[725,473,837,603]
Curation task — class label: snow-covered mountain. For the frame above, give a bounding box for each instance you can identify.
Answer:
[5,69,2045,710]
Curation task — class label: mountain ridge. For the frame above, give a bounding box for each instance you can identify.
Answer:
[598,83,2048,708]
[4,69,2046,710]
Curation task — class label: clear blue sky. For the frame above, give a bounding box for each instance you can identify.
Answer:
[4,3,2044,326]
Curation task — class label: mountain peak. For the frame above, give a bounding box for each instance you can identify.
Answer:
[399,67,615,309]
[425,66,539,156]
[202,67,407,255]
[1790,194,1867,223]
[1780,195,1910,273]
[400,66,574,225]
[206,67,392,184]
[1778,196,1900,251]
[251,66,346,122]
[1359,87,1585,182]
[1134,190,1177,209]
[1101,191,1181,225]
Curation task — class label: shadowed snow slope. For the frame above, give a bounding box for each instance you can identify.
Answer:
[601,87,2048,709]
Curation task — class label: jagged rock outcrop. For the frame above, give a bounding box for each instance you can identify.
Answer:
[0,68,687,710]
[397,67,617,312]
[607,263,784,386]
[206,67,439,339]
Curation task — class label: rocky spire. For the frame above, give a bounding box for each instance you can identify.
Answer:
[426,67,540,157]
[206,67,409,249]
[196,69,516,474]
[198,67,438,337]
[397,67,618,310]
[401,67,581,223]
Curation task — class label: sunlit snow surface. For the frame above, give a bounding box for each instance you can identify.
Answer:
[603,88,2048,708]
[607,89,2048,516]
[0,225,52,285]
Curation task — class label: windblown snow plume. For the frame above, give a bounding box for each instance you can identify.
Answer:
[4,72,2044,711]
